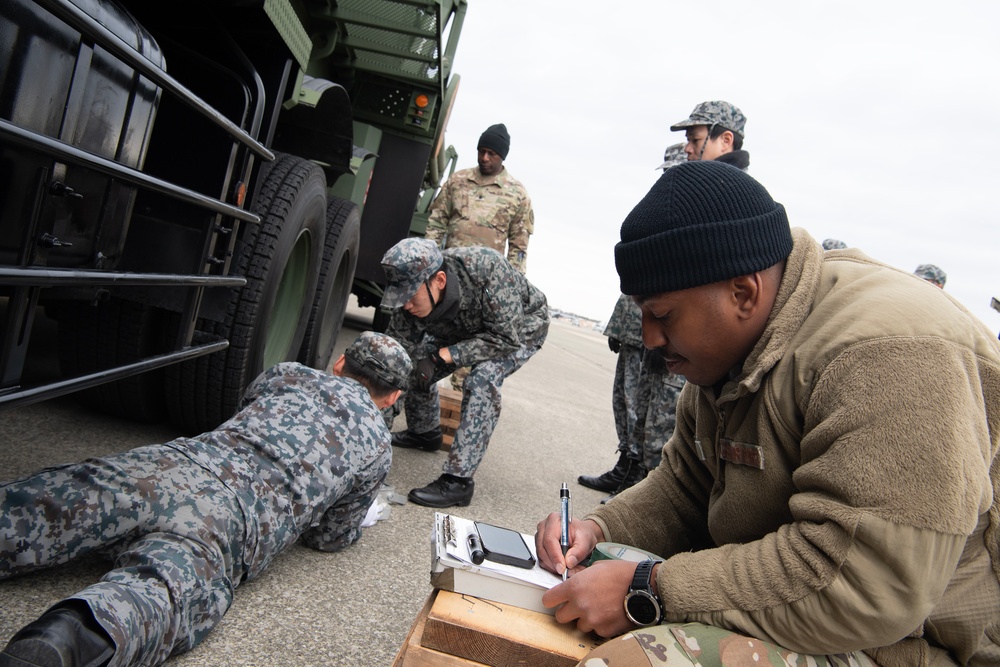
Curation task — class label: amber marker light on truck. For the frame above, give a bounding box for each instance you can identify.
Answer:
[415,94,429,108]
[235,181,247,207]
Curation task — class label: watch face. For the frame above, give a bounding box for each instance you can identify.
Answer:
[625,591,660,626]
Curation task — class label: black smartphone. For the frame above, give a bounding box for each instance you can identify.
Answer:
[473,521,536,569]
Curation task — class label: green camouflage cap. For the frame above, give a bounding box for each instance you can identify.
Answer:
[656,142,688,170]
[344,331,412,390]
[914,263,947,288]
[380,238,444,309]
[670,100,746,138]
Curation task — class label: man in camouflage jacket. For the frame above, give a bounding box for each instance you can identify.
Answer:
[381,237,549,507]
[0,333,410,667]
[424,123,534,274]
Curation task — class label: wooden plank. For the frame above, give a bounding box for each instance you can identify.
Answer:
[420,591,602,667]
[394,591,484,666]
[439,387,462,452]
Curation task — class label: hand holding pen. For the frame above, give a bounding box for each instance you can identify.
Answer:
[535,499,604,580]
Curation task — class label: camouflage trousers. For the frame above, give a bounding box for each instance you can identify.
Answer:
[611,343,644,457]
[404,342,541,477]
[631,350,685,471]
[0,446,248,667]
[577,623,877,666]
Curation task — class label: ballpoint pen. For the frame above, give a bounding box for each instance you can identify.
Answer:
[560,482,571,581]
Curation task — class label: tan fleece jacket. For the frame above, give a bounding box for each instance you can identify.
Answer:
[590,228,1000,666]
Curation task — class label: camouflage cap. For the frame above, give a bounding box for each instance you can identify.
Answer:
[380,237,444,309]
[656,142,687,171]
[914,263,947,288]
[344,331,412,390]
[670,100,746,138]
[822,238,848,250]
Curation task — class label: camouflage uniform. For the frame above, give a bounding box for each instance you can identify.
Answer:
[384,243,549,477]
[0,350,403,667]
[424,167,534,274]
[603,294,644,458]
[670,100,747,139]
[632,351,685,471]
[914,263,947,288]
[576,623,876,666]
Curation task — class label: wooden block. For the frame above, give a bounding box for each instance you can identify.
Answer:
[438,387,463,451]
[420,590,602,667]
[393,591,483,666]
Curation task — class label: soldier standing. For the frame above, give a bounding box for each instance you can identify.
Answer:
[424,123,534,274]
[381,238,549,507]
[581,145,689,502]
[671,100,750,170]
[578,294,646,495]
[424,123,534,393]
[0,333,411,667]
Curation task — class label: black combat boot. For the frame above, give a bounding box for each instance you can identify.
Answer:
[601,459,648,504]
[0,603,115,667]
[577,449,630,493]
[391,427,443,452]
[408,474,475,508]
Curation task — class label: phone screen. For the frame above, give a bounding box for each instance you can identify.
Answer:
[474,521,536,569]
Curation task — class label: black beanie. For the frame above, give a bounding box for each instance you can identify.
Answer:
[478,123,510,159]
[615,161,792,296]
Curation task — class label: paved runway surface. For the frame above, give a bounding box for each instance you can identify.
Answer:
[0,304,621,666]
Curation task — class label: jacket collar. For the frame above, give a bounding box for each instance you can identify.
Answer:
[716,227,823,402]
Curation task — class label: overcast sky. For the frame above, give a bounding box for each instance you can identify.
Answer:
[435,1,1000,332]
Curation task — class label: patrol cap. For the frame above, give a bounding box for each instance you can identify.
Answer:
[656,142,687,171]
[670,100,746,138]
[914,263,947,288]
[344,331,412,390]
[380,237,444,309]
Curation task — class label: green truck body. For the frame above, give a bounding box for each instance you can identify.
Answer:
[0,0,466,431]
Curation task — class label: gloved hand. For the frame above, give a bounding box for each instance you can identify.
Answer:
[608,337,622,354]
[415,356,437,391]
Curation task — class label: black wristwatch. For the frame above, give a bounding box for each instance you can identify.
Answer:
[624,559,663,627]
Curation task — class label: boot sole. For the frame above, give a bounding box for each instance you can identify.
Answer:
[407,492,472,508]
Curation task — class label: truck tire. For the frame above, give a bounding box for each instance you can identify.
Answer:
[166,153,326,432]
[56,297,168,422]
[298,196,360,371]
[372,308,392,333]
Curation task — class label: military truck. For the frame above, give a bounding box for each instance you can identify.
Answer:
[0,0,466,432]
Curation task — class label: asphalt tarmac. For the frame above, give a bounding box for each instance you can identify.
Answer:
[0,304,620,666]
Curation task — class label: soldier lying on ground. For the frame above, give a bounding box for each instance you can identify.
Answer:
[0,332,411,667]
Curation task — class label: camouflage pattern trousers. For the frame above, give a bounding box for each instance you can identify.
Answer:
[404,342,541,477]
[0,446,248,667]
[632,350,686,471]
[612,343,644,459]
[578,623,877,666]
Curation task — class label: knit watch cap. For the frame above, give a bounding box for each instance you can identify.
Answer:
[478,123,510,159]
[380,237,444,309]
[345,331,412,390]
[615,161,792,296]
